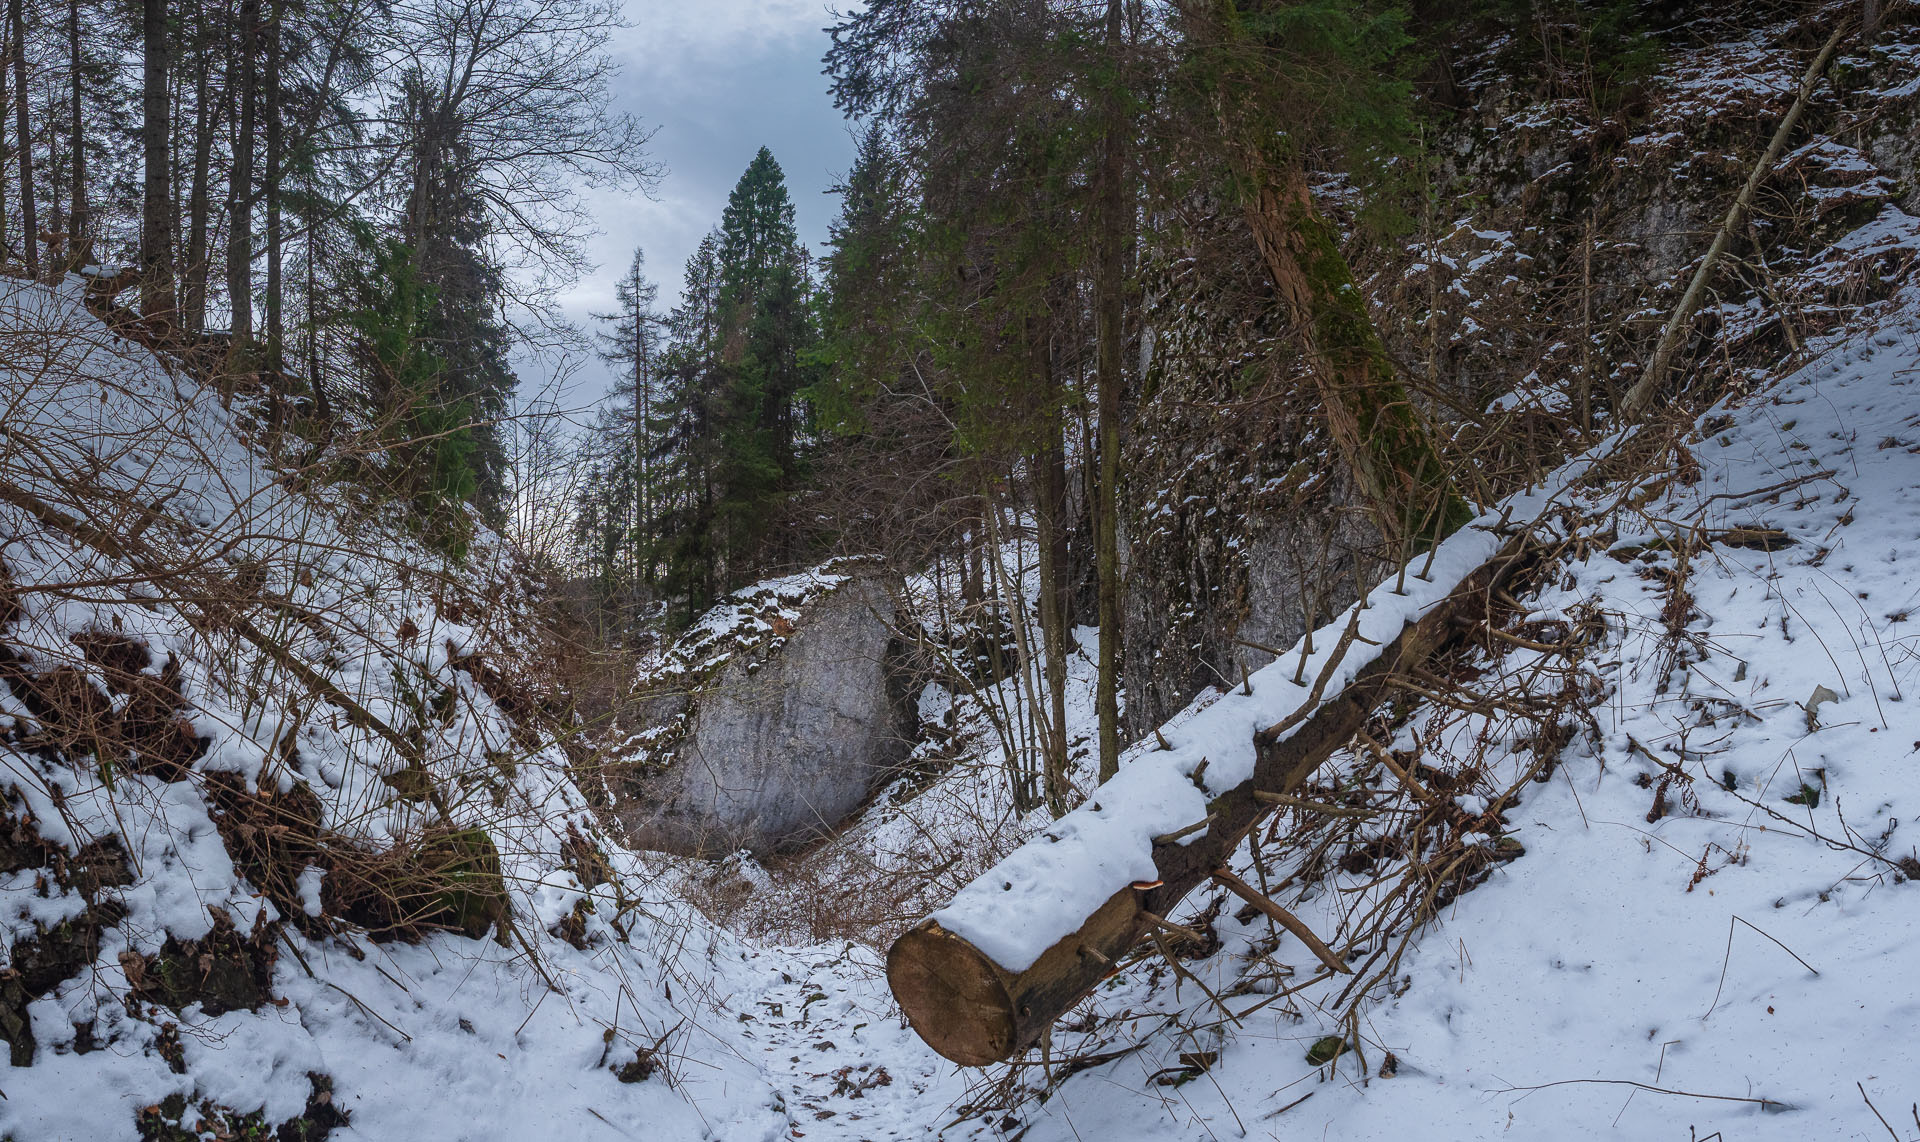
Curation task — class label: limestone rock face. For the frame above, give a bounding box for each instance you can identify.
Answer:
[612,567,918,855]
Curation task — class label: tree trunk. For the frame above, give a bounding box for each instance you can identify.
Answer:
[888,531,1537,1065]
[1618,19,1849,420]
[307,217,329,419]
[264,0,282,368]
[1033,319,1073,817]
[961,494,985,606]
[226,0,256,347]
[12,0,38,277]
[140,0,174,320]
[66,0,84,260]
[182,0,214,332]
[1,17,10,261]
[1093,0,1127,782]
[1240,159,1469,548]
[635,299,652,587]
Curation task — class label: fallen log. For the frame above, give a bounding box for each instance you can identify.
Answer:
[887,524,1540,1065]
[1619,18,1852,419]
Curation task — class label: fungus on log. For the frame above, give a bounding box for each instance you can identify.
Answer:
[888,529,1538,1065]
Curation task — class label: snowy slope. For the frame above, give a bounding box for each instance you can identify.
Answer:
[8,235,1920,1140]
[0,277,801,1141]
[718,262,1920,1139]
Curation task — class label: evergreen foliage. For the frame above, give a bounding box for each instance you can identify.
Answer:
[573,249,666,636]
[580,150,818,626]
[0,0,650,552]
[342,238,480,552]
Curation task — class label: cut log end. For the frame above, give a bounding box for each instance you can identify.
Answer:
[887,921,1017,1066]
[884,535,1537,1066]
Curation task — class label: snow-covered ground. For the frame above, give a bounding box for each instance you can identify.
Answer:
[0,278,788,1141]
[7,228,1920,1140]
[743,275,1920,1140]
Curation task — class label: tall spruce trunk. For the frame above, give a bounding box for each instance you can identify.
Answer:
[183,0,215,332]
[1032,316,1073,817]
[140,0,174,319]
[306,219,329,418]
[226,0,256,347]
[263,0,282,368]
[1093,0,1126,782]
[1,19,9,260]
[66,0,83,259]
[634,306,652,587]
[10,0,37,277]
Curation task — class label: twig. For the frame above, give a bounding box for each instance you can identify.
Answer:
[1354,728,1441,805]
[1623,19,1854,417]
[1691,469,1836,511]
[1139,910,1206,943]
[1702,915,1819,1020]
[1233,636,1289,659]
[1494,1077,1790,1111]
[586,1107,638,1139]
[1253,790,1377,818]
[1257,603,1367,745]
[1210,866,1350,975]
[1148,930,1242,1028]
[323,980,412,1043]
[1152,815,1215,845]
[1260,1091,1313,1120]
[1859,1082,1900,1141]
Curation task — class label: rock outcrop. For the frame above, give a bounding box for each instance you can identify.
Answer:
[1122,9,1920,738]
[611,564,920,855]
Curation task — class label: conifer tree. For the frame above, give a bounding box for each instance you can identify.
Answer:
[1174,0,1469,546]
[826,0,1102,814]
[653,149,817,607]
[654,232,725,618]
[573,247,666,630]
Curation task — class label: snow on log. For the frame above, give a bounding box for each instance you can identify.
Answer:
[887,499,1563,1065]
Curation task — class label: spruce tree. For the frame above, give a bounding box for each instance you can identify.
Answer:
[343,238,482,551]
[656,149,817,607]
[654,233,725,619]
[574,247,666,631]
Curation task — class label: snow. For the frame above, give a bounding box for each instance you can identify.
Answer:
[10,30,1920,1137]
[861,281,1920,1141]
[0,277,793,1141]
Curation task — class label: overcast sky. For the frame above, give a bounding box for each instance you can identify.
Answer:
[543,0,856,407]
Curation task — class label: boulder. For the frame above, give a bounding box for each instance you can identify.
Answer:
[611,564,920,855]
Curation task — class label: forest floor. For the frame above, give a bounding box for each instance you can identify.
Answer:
[7,240,1920,1140]
[726,258,1920,1142]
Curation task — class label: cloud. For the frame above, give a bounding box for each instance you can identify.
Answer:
[612,0,834,84]
[535,0,857,409]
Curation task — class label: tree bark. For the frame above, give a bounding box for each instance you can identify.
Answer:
[264,0,282,368]
[1618,20,1849,420]
[306,216,329,419]
[1033,314,1073,817]
[888,531,1536,1065]
[1093,0,1126,783]
[1,17,10,261]
[183,0,215,331]
[140,0,174,320]
[635,283,653,587]
[1240,160,1469,547]
[226,0,257,347]
[67,0,84,260]
[12,0,38,277]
